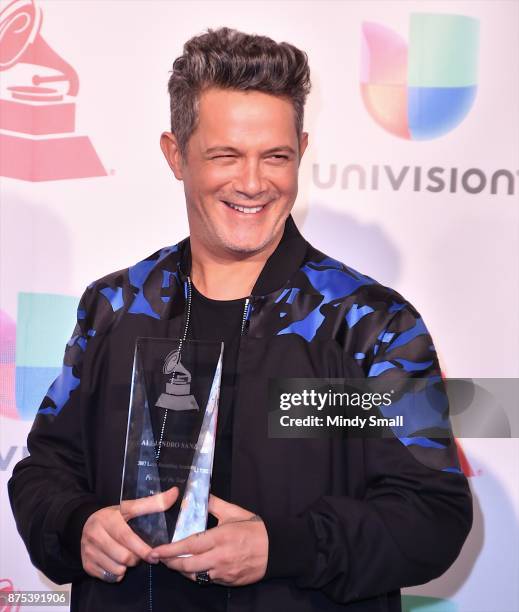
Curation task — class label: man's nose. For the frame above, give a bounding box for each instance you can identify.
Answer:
[233,158,265,199]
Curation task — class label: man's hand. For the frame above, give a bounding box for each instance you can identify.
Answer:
[150,494,268,586]
[81,486,179,582]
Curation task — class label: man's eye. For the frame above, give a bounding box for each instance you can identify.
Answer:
[269,155,289,160]
[213,155,236,159]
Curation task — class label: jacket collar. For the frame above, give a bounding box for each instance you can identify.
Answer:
[178,214,309,297]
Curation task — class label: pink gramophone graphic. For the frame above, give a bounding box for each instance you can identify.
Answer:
[0,0,107,181]
[0,578,20,611]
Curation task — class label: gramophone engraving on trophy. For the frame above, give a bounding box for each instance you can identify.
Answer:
[155,349,200,412]
[0,0,106,181]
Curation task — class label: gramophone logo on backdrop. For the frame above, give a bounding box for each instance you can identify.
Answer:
[361,13,479,140]
[0,578,20,611]
[0,0,106,181]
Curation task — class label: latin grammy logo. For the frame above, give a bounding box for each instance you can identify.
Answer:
[155,349,199,412]
[0,577,17,611]
[0,0,107,181]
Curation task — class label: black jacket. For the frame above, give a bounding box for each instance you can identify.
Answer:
[9,216,472,611]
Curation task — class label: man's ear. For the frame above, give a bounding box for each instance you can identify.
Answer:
[160,132,184,180]
[298,132,309,164]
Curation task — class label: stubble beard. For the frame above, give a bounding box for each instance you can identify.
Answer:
[214,226,277,257]
[188,196,289,259]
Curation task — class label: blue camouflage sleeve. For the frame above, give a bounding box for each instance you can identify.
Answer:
[365,302,462,472]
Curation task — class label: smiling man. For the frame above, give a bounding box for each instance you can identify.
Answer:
[9,27,472,612]
[160,86,308,300]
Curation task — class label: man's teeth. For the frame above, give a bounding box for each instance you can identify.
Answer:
[225,202,264,214]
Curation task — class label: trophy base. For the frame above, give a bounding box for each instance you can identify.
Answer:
[0,131,107,181]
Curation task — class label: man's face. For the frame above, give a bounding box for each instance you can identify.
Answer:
[161,87,308,258]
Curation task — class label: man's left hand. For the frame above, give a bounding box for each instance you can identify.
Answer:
[149,495,268,586]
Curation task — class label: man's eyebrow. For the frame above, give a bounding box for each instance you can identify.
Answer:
[204,145,297,155]
[263,146,297,155]
[205,146,241,155]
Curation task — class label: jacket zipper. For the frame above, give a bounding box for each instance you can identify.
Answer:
[240,298,251,336]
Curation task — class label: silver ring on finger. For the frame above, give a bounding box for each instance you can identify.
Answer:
[195,570,212,586]
[102,569,119,583]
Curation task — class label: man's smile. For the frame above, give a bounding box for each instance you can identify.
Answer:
[222,200,268,215]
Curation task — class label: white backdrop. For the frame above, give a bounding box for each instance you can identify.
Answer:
[1,1,518,611]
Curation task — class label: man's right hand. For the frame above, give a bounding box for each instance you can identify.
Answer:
[81,486,179,582]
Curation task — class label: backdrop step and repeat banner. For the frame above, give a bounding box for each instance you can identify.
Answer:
[1,1,518,611]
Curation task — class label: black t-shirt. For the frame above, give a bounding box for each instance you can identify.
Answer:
[185,283,246,610]
[189,284,246,518]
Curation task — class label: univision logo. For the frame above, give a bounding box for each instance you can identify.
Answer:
[361,13,479,140]
[312,164,517,196]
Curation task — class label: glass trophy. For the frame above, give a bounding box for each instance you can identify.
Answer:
[120,338,224,547]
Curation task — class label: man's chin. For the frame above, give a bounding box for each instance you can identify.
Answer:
[221,236,275,257]
[224,243,267,256]
[214,220,286,258]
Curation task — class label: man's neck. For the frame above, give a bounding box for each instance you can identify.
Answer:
[190,238,282,300]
